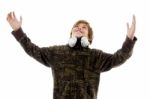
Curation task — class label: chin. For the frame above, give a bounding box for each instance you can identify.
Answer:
[75,35,83,38]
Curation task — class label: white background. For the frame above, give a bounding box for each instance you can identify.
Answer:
[0,0,149,99]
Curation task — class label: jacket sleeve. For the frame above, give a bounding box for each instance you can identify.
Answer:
[94,36,137,72]
[12,28,54,67]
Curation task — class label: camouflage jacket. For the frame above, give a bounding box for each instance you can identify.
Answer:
[12,28,137,99]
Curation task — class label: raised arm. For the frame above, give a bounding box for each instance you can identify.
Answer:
[6,12,53,67]
[93,15,137,72]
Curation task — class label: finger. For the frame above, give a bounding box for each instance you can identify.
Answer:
[132,15,136,25]
[10,12,14,19]
[7,12,11,18]
[13,11,16,19]
[7,16,10,22]
[7,12,12,21]
[132,15,136,31]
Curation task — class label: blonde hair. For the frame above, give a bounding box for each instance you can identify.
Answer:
[70,20,93,44]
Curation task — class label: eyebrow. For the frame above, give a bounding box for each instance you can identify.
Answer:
[83,24,88,27]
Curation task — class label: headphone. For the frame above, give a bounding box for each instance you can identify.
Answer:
[68,36,90,48]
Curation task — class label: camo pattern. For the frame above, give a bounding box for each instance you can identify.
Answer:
[12,28,137,99]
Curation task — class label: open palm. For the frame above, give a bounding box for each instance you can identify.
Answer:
[7,12,22,31]
[127,15,136,40]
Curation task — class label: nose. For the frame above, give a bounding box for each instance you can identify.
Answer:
[78,27,82,30]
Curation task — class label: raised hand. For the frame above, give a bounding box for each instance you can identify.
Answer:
[127,15,136,40]
[7,12,22,31]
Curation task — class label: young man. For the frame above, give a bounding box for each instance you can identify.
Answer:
[7,12,137,99]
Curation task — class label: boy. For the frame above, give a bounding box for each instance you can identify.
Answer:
[7,12,137,99]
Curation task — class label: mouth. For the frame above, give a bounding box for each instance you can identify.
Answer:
[74,32,83,37]
[75,32,83,36]
[76,30,83,34]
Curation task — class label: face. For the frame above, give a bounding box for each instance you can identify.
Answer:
[71,23,89,38]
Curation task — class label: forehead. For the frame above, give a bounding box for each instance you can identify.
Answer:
[74,22,88,27]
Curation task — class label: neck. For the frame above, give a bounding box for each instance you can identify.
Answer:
[73,37,82,49]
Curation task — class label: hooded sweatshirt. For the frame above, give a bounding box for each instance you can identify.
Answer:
[12,28,137,99]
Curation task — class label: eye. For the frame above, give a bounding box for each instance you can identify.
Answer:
[82,26,87,29]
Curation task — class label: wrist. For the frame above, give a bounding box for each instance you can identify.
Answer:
[12,27,25,41]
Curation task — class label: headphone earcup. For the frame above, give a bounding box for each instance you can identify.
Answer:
[81,37,90,47]
[68,37,77,47]
[68,37,90,47]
